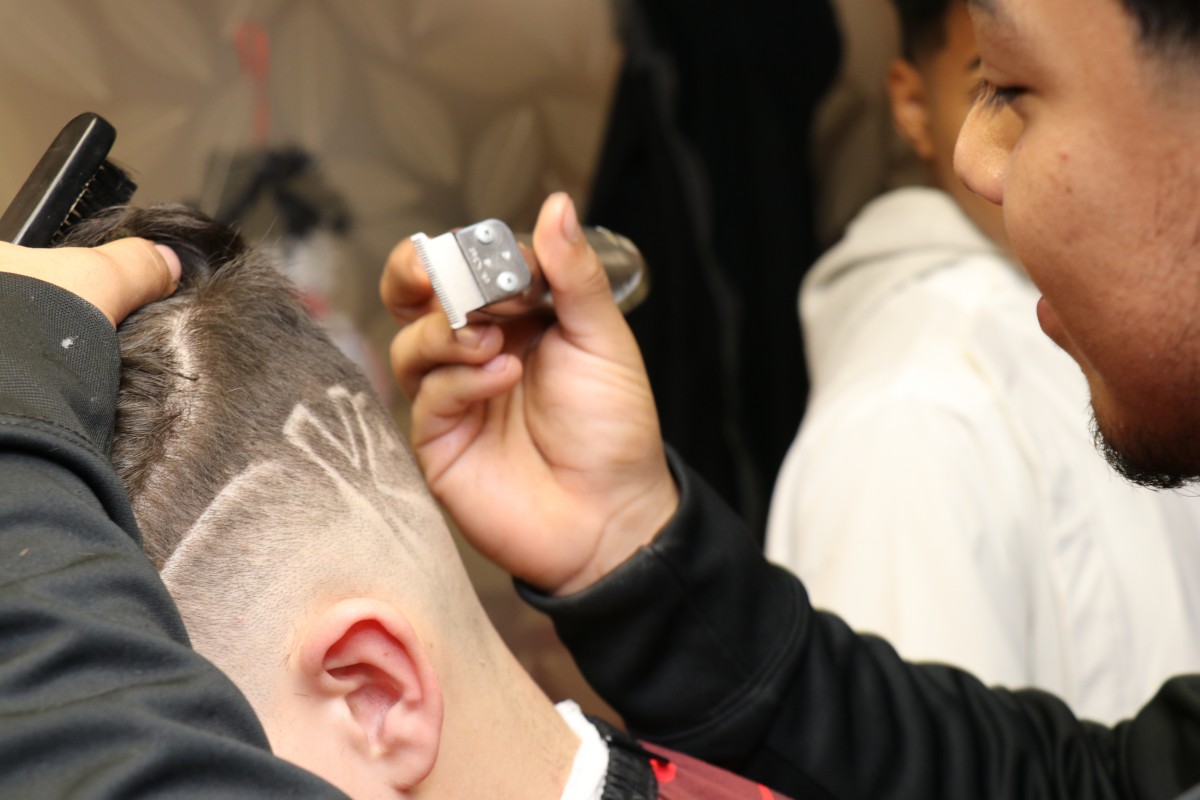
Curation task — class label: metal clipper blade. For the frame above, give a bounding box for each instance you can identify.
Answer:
[412,218,648,329]
[412,219,531,329]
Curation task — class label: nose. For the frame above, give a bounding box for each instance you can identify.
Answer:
[955,104,1011,206]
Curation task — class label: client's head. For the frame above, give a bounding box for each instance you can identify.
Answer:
[887,0,1013,248]
[58,206,574,799]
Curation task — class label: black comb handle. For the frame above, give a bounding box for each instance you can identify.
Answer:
[0,113,128,246]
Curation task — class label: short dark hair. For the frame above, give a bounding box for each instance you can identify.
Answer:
[891,0,957,63]
[57,204,381,567]
[1118,0,1200,60]
[54,205,484,706]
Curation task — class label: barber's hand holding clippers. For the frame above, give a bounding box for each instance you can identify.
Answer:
[382,193,678,595]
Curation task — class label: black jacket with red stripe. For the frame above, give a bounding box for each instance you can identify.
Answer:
[595,716,790,799]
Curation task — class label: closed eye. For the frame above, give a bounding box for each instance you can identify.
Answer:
[973,79,1026,111]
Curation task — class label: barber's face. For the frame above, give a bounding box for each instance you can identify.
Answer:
[955,0,1200,486]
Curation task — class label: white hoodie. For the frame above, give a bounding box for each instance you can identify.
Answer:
[766,186,1200,723]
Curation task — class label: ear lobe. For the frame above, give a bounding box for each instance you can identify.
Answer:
[886,58,935,161]
[300,599,444,790]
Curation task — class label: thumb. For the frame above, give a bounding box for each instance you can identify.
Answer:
[89,237,182,326]
[531,193,628,345]
[0,237,181,327]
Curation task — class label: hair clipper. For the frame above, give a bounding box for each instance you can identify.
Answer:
[411,219,648,329]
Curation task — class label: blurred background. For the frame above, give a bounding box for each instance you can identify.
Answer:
[0,0,918,724]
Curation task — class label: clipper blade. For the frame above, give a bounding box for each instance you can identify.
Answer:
[412,219,532,329]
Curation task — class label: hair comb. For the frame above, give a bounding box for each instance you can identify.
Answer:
[0,112,136,246]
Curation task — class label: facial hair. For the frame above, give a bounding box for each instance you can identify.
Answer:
[1090,411,1200,491]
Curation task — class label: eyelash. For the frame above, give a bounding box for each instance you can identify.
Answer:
[974,80,1025,111]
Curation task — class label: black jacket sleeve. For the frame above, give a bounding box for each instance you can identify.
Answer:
[0,274,346,798]
[521,447,1200,800]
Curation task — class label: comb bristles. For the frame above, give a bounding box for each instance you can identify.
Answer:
[53,159,137,244]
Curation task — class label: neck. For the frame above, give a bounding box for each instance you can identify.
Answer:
[415,632,580,800]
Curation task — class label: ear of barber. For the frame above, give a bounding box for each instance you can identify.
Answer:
[383,192,679,595]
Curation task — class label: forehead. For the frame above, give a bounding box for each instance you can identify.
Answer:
[965,0,1143,48]
[964,0,1139,79]
[964,0,1034,47]
[966,0,1200,102]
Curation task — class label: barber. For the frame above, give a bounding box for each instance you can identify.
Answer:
[0,239,346,797]
[383,192,1200,799]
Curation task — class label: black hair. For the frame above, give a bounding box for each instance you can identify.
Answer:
[56,203,376,568]
[1118,0,1200,60]
[53,205,488,692]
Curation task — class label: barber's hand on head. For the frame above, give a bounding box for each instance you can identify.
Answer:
[383,193,679,596]
[0,238,181,327]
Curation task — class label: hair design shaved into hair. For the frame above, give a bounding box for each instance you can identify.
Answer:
[56,205,489,709]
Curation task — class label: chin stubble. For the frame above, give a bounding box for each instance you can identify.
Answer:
[1090,410,1197,490]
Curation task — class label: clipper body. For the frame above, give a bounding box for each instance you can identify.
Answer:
[412,219,648,329]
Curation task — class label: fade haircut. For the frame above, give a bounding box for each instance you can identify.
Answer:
[891,0,957,63]
[57,205,489,709]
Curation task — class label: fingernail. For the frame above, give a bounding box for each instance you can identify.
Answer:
[482,354,508,372]
[559,194,581,244]
[155,244,182,283]
[454,326,482,347]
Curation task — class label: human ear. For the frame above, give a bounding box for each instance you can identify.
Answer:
[887,58,936,161]
[292,598,444,792]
